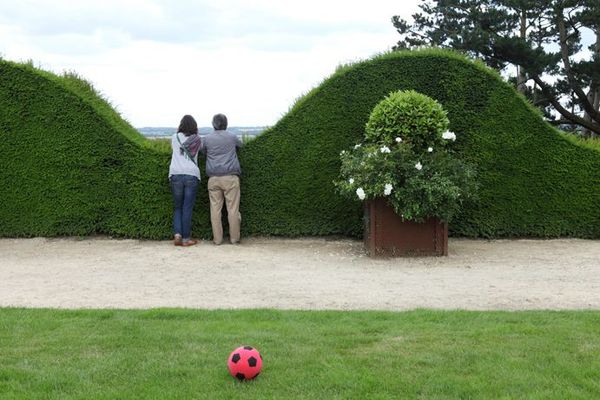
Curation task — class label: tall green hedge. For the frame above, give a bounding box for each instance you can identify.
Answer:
[1,49,599,239]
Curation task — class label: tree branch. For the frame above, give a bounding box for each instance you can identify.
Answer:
[547,119,577,126]
[532,75,600,135]
[556,10,600,122]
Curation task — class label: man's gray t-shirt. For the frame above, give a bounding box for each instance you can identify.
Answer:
[201,130,243,177]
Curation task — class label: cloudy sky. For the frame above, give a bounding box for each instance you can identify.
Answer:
[0,0,419,127]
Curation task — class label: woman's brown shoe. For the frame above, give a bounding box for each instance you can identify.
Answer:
[174,234,183,246]
[181,239,198,247]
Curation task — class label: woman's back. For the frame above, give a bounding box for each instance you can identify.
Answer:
[169,132,200,180]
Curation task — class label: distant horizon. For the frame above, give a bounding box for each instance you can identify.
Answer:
[137,126,268,137]
[136,126,269,129]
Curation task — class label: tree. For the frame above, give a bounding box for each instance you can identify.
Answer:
[392,0,600,137]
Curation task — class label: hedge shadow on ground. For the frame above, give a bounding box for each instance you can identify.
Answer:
[1,49,599,239]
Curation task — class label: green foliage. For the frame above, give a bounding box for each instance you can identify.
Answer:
[365,90,449,148]
[336,91,477,223]
[2,308,600,399]
[390,153,478,222]
[1,49,600,238]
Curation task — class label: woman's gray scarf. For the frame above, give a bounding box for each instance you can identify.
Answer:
[179,133,202,159]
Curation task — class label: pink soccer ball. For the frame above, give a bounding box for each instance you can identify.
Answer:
[227,345,263,381]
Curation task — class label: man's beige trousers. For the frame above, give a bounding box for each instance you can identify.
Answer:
[207,175,241,244]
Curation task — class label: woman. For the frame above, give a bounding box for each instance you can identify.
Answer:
[168,114,202,246]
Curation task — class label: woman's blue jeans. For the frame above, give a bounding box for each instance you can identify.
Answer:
[170,174,199,240]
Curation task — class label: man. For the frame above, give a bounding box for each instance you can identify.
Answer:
[201,113,243,245]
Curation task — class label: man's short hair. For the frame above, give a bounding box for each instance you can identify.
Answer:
[212,114,228,130]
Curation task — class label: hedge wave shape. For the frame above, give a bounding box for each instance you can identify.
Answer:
[1,49,599,239]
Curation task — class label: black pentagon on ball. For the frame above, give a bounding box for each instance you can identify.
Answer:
[243,346,254,350]
[248,356,257,367]
[236,373,246,381]
[231,353,241,363]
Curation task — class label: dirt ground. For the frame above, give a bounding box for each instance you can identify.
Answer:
[0,237,598,310]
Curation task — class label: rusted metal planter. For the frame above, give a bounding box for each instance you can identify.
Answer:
[364,198,448,257]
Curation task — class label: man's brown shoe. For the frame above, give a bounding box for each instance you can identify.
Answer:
[181,239,198,247]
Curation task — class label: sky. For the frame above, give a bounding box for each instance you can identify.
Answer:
[0,0,420,127]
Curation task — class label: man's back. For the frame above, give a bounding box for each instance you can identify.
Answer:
[202,130,242,177]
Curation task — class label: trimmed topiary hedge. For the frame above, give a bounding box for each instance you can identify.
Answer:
[1,49,599,239]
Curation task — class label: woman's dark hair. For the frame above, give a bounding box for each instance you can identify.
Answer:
[212,113,228,130]
[178,115,198,136]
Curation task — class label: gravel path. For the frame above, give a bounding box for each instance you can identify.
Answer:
[1,237,599,310]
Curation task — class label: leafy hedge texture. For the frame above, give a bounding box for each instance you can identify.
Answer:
[1,49,599,239]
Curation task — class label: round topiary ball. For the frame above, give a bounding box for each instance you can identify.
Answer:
[365,90,449,150]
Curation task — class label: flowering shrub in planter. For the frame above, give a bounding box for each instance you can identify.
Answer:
[335,90,477,224]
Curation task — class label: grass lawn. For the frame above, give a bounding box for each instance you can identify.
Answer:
[1,308,599,399]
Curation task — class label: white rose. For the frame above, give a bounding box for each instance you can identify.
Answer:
[427,147,433,152]
[348,178,354,184]
[384,183,393,196]
[442,130,457,141]
[354,144,361,149]
[415,162,423,170]
[356,187,366,200]
[380,146,391,154]
[395,137,402,143]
